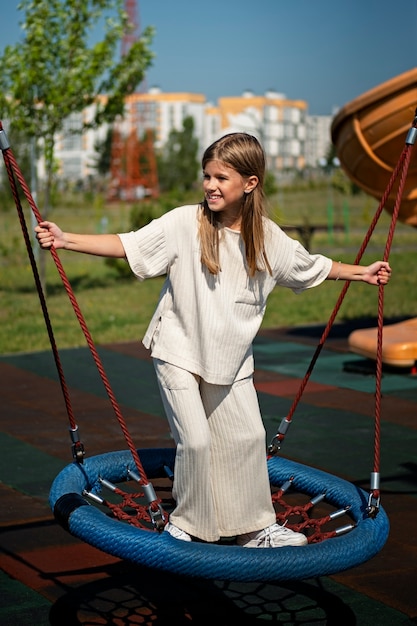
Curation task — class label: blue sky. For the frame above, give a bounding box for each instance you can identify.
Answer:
[2,0,416,115]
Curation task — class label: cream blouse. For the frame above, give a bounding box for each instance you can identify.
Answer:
[118,204,332,384]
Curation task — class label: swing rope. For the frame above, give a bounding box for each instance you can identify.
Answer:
[0,121,165,528]
[1,128,81,455]
[370,115,417,511]
[269,111,417,513]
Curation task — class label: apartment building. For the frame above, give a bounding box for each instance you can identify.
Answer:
[50,88,332,182]
[305,114,333,168]
[215,90,308,170]
[125,88,207,149]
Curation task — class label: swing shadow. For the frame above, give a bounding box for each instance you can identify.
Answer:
[48,560,357,626]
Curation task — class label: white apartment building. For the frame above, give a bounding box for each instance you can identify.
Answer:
[126,88,207,150]
[40,100,108,182]
[214,90,308,171]
[305,115,333,168]
[48,88,333,182]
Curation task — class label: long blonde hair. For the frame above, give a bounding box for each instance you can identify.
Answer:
[199,133,271,276]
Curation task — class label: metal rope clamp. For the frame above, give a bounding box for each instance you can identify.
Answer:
[366,493,381,518]
[366,472,381,517]
[0,128,10,151]
[405,125,417,146]
[69,426,85,463]
[268,417,292,455]
[128,469,166,530]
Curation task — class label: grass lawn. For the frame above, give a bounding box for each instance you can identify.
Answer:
[1,185,416,355]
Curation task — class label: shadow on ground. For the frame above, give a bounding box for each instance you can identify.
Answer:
[49,561,357,625]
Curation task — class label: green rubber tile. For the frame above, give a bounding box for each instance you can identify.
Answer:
[254,340,316,366]
[253,341,417,396]
[0,570,52,626]
[384,386,417,402]
[316,577,415,626]
[311,353,417,394]
[0,348,165,418]
[258,392,417,494]
[0,432,65,499]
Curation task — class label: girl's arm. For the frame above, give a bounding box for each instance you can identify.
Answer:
[35,221,126,258]
[327,260,391,286]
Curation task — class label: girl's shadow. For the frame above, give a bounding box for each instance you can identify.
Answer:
[48,560,356,625]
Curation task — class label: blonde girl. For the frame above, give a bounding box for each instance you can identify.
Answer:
[36,133,391,548]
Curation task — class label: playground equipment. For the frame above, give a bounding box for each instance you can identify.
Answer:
[0,118,394,582]
[332,68,417,225]
[331,68,417,368]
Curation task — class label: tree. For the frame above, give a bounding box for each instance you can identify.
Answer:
[94,127,113,177]
[0,125,33,204]
[157,116,199,193]
[0,0,154,215]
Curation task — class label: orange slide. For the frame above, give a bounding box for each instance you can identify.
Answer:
[348,319,417,368]
[331,68,417,368]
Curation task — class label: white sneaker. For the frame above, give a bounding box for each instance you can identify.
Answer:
[237,523,307,548]
[164,522,192,542]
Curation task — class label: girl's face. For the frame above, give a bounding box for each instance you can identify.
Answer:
[203,160,258,229]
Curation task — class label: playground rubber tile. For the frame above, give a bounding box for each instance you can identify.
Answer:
[1,331,417,623]
[260,401,417,495]
[0,432,65,499]
[0,348,165,418]
[105,340,152,360]
[0,361,171,456]
[290,385,417,431]
[254,340,417,395]
[333,494,417,617]
[255,378,336,397]
[383,385,417,403]
[1,535,119,601]
[0,571,52,626]
[0,482,51,527]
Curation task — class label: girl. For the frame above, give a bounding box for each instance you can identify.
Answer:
[36,133,391,548]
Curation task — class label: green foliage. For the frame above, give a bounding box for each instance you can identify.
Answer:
[1,0,155,129]
[2,186,417,355]
[94,127,113,176]
[0,125,34,208]
[105,199,164,276]
[157,116,199,192]
[264,170,278,197]
[129,200,164,229]
[0,0,154,205]
[105,193,198,277]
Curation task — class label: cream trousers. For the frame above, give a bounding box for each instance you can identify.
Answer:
[154,359,276,542]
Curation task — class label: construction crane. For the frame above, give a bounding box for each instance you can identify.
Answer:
[107,0,158,202]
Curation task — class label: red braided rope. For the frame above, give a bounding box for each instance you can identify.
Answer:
[371,131,416,499]
[2,148,78,434]
[272,487,351,544]
[271,113,417,471]
[0,122,152,490]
